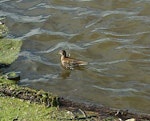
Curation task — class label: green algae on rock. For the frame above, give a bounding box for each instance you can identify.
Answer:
[0,20,22,65]
[0,39,22,64]
[0,77,59,107]
[3,72,20,81]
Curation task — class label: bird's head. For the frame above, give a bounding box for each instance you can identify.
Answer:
[58,50,67,57]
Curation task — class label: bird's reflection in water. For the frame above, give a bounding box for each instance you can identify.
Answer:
[60,70,71,79]
[60,66,86,79]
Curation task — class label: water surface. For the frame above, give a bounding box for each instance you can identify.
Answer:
[1,0,150,114]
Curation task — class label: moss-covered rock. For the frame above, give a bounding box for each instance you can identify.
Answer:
[0,19,22,65]
[0,39,22,64]
[0,78,59,107]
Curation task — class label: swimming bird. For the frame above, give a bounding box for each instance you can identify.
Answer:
[58,50,88,69]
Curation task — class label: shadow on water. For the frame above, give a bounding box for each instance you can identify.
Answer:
[0,63,10,75]
[0,63,10,69]
[60,66,87,79]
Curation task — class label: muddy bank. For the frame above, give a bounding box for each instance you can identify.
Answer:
[59,97,150,121]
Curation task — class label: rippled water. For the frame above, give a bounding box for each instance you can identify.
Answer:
[1,0,150,114]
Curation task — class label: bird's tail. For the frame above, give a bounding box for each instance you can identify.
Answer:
[78,61,88,66]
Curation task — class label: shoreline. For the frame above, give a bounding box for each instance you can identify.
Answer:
[0,78,149,121]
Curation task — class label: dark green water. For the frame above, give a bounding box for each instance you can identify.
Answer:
[1,0,150,114]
